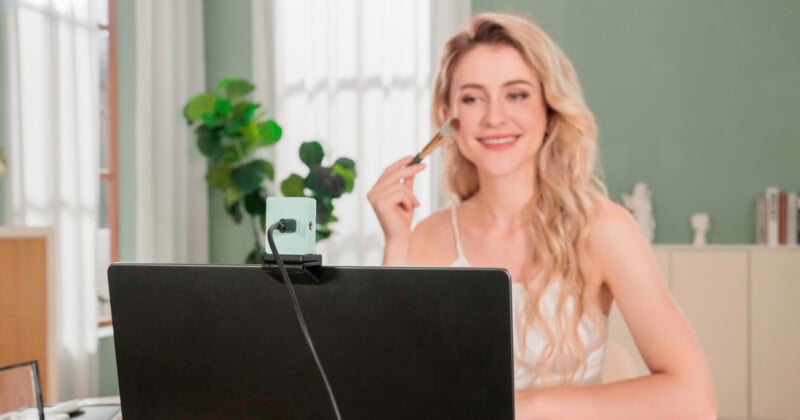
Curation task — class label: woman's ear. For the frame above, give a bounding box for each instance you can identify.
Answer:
[545,108,556,135]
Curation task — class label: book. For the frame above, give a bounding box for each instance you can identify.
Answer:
[756,197,767,245]
[766,187,779,246]
[779,192,787,245]
[788,192,798,246]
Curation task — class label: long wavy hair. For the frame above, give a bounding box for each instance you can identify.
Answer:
[432,13,608,384]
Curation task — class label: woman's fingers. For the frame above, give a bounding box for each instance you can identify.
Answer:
[371,183,419,211]
[372,161,426,192]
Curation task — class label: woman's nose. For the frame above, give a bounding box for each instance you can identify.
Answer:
[481,97,507,127]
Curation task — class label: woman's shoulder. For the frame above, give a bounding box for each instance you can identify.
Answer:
[591,195,635,229]
[585,195,640,246]
[407,207,458,266]
[587,195,650,271]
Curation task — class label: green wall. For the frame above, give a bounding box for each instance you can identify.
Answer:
[203,0,254,264]
[473,0,800,244]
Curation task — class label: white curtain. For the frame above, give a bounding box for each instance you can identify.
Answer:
[252,0,471,266]
[134,0,208,263]
[5,0,102,400]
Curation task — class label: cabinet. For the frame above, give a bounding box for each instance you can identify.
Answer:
[607,245,800,420]
[0,227,56,402]
[750,250,800,419]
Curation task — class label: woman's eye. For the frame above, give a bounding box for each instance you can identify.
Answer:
[460,96,479,104]
[509,91,529,101]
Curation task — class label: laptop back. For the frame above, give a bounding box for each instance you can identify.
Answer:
[109,264,514,419]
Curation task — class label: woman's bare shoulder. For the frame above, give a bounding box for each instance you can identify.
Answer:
[407,208,458,266]
[591,197,638,240]
[587,195,652,277]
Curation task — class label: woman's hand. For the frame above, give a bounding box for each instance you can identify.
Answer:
[367,156,426,264]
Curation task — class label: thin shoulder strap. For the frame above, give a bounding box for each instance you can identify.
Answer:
[450,206,466,259]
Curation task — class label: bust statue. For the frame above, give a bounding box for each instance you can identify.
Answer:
[621,182,655,243]
[691,213,710,246]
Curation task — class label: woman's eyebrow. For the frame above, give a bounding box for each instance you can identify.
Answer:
[456,79,535,92]
[503,79,535,88]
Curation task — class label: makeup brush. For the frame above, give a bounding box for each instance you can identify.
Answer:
[408,119,460,165]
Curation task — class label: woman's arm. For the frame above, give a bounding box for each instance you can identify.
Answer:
[366,156,427,265]
[515,201,716,420]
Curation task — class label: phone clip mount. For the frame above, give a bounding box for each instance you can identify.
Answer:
[261,253,323,285]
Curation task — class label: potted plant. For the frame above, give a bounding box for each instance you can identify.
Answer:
[183,78,357,263]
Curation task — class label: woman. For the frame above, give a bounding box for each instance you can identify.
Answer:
[367,12,716,419]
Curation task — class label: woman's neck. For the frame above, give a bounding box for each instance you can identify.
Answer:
[469,164,536,232]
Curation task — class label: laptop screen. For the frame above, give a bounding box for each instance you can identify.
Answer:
[109,264,513,419]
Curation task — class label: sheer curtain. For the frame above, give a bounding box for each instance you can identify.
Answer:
[5,0,101,400]
[134,0,208,264]
[252,0,471,265]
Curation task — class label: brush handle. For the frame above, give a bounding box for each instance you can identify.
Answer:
[408,154,423,166]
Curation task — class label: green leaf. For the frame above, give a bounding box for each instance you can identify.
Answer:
[224,120,246,137]
[333,157,356,174]
[224,187,243,207]
[243,188,267,216]
[257,160,275,180]
[280,174,306,197]
[205,164,233,190]
[215,98,233,118]
[221,147,240,163]
[242,121,260,143]
[304,166,326,193]
[299,141,324,167]
[201,112,222,127]
[331,162,356,193]
[184,93,216,122]
[217,78,234,90]
[225,199,243,224]
[259,120,282,145]
[233,102,259,123]
[231,159,274,193]
[316,225,332,241]
[225,80,255,99]
[245,245,264,264]
[305,166,344,198]
[315,199,333,224]
[196,126,223,159]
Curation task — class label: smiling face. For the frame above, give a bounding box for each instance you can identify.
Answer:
[445,43,550,179]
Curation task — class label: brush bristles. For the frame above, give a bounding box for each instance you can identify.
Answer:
[407,119,459,166]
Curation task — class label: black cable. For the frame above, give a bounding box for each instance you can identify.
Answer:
[267,220,342,420]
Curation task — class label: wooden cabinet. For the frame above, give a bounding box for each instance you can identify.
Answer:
[607,246,800,420]
[750,250,800,419]
[0,227,55,402]
[671,250,749,419]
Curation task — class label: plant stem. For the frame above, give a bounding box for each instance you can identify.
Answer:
[249,214,263,251]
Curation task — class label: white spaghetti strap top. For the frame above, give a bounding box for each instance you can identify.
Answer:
[449,206,470,268]
[448,207,607,388]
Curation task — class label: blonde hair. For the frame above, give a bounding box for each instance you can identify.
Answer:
[432,12,608,384]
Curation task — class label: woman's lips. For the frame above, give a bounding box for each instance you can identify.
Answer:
[478,135,519,150]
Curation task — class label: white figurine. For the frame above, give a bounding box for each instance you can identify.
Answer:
[621,182,655,243]
[691,213,710,246]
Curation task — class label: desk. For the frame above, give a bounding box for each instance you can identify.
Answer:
[71,397,121,420]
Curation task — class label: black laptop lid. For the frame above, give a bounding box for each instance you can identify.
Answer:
[108,264,514,419]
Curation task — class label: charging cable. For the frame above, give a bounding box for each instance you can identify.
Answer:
[267,219,342,420]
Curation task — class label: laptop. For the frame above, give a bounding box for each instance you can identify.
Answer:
[108,264,514,419]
